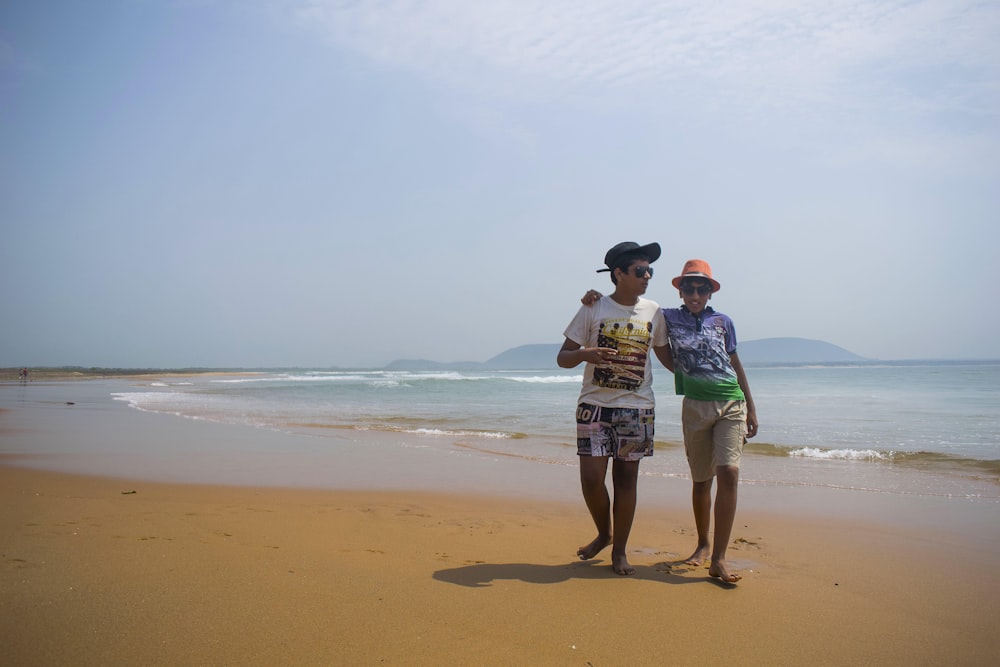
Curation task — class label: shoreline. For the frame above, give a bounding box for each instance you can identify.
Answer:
[4,375,997,504]
[2,378,997,517]
[0,369,265,383]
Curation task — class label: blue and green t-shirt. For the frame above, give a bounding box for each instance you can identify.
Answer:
[662,306,745,402]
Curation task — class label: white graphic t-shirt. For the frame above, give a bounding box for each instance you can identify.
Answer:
[563,296,667,409]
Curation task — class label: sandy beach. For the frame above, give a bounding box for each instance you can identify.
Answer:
[2,382,999,665]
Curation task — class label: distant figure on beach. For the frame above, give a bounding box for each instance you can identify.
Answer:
[581,259,757,584]
[18,368,29,382]
[558,241,673,576]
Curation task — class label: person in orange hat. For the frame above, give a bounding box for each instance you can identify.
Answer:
[558,241,673,576]
[580,258,757,584]
[661,259,757,584]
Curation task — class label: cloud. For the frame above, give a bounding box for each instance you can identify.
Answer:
[286,0,1000,114]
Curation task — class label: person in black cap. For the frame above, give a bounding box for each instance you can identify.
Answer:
[557,241,673,576]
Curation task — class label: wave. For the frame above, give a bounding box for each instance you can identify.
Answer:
[207,371,583,386]
[747,441,1000,477]
[789,447,891,461]
[284,421,524,440]
[407,428,513,439]
[502,375,582,384]
[211,373,375,384]
[111,391,185,410]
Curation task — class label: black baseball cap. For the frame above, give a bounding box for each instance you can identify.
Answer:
[596,241,662,273]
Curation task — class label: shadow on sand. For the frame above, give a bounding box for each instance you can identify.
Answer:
[433,559,723,588]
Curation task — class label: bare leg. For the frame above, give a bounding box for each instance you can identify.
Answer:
[708,465,741,583]
[684,478,713,565]
[610,459,640,575]
[577,456,611,560]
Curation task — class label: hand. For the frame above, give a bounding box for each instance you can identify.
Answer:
[582,347,617,364]
[746,411,758,439]
[581,289,603,306]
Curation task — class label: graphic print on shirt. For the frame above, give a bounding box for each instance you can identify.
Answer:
[593,317,653,391]
[670,321,736,383]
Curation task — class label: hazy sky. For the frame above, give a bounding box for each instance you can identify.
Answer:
[2,0,998,368]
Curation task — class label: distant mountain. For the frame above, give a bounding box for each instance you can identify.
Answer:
[484,344,561,369]
[382,344,558,371]
[737,338,866,364]
[384,338,867,370]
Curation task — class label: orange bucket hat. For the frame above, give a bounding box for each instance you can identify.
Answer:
[672,259,721,292]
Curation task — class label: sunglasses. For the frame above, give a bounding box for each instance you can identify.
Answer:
[628,265,653,278]
[680,283,713,296]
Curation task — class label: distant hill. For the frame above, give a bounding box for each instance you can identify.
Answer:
[483,344,560,369]
[382,345,558,371]
[382,344,561,371]
[737,338,866,364]
[384,338,866,370]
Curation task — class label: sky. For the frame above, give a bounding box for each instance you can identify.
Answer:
[2,0,998,368]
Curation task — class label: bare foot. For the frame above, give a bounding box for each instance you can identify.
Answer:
[577,534,611,560]
[611,552,635,576]
[684,545,710,566]
[708,560,742,585]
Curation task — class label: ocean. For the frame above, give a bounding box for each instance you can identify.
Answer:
[97,361,1000,502]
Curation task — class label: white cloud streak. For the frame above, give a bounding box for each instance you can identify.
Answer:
[286,0,999,116]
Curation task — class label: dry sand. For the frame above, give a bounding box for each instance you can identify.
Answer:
[2,462,998,666]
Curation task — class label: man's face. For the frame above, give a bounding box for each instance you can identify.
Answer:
[679,278,713,314]
[616,259,652,294]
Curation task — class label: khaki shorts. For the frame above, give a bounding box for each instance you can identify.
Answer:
[682,398,747,482]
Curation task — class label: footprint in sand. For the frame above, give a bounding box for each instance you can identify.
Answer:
[732,537,761,551]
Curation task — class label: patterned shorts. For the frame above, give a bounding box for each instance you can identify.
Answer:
[576,402,655,461]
